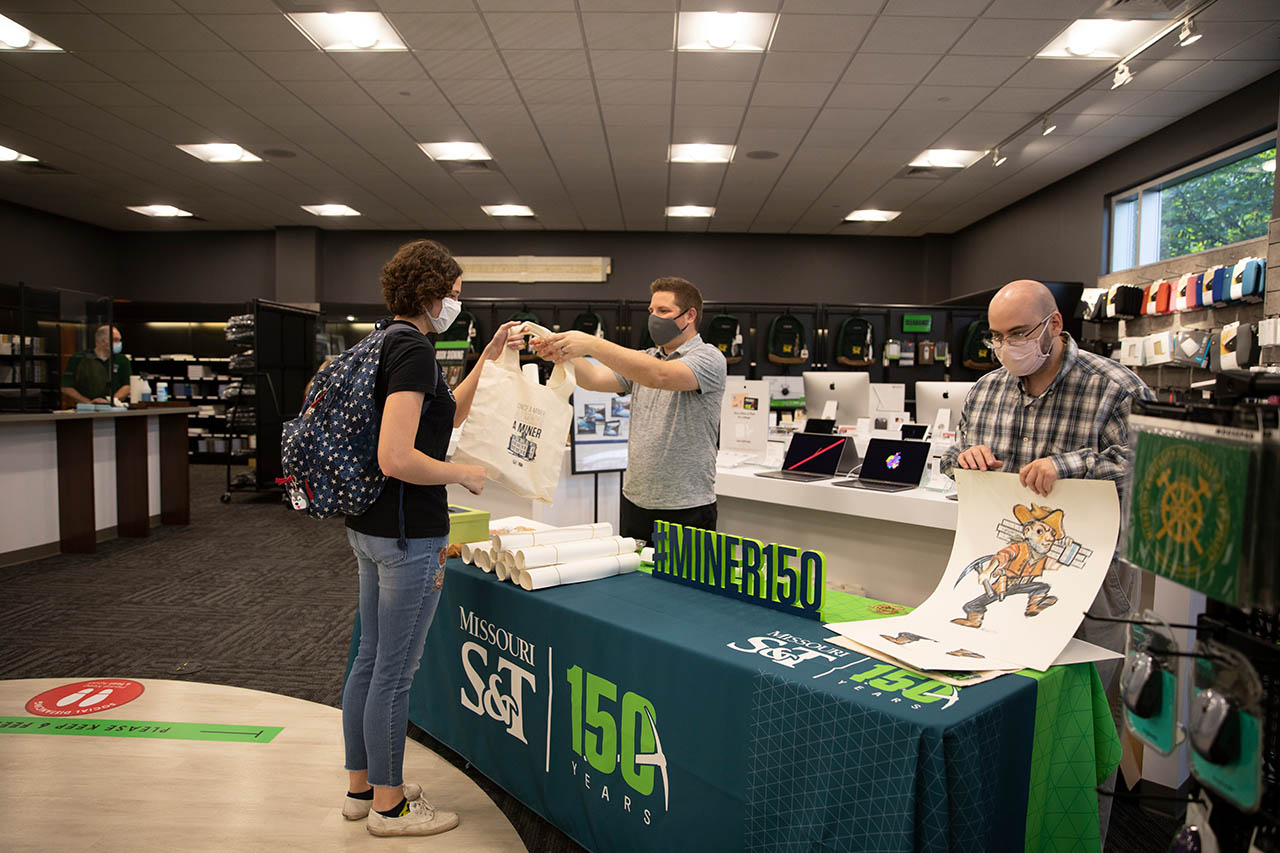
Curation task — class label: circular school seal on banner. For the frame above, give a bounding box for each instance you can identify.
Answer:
[25,679,145,717]
[1135,444,1230,585]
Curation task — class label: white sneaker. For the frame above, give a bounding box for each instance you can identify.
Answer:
[366,797,459,837]
[342,783,423,821]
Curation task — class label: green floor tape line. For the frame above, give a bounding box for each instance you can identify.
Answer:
[0,716,283,743]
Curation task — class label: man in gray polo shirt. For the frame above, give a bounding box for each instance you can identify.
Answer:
[532,276,727,542]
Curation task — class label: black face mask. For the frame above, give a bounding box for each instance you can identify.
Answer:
[648,312,689,347]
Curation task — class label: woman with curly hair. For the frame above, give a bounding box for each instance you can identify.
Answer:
[340,238,520,837]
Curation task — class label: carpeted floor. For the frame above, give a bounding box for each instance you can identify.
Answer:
[0,466,1179,852]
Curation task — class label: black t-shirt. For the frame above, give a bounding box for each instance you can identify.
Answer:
[345,321,457,539]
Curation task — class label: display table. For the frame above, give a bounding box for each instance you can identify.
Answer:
[347,561,1119,852]
[0,408,195,564]
[716,466,958,606]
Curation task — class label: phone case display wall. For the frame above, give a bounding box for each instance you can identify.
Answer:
[1116,395,1279,850]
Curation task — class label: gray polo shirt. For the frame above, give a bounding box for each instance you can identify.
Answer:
[612,334,727,510]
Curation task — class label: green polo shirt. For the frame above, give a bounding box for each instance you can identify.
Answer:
[62,350,131,399]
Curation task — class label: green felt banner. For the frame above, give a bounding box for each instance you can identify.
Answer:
[0,716,282,743]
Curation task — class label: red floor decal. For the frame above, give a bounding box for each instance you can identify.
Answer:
[25,679,145,717]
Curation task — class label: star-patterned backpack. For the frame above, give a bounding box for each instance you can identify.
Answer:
[278,324,416,520]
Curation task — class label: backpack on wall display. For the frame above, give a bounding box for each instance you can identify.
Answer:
[704,314,743,364]
[438,309,478,351]
[278,324,417,521]
[572,311,606,338]
[1234,257,1265,301]
[507,310,543,353]
[962,320,997,371]
[835,316,875,367]
[767,313,808,365]
[1153,280,1172,314]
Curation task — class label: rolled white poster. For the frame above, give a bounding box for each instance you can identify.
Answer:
[640,547,655,564]
[493,522,613,552]
[494,552,512,581]
[465,541,494,569]
[515,536,638,571]
[518,552,642,591]
[475,548,494,572]
[502,552,521,583]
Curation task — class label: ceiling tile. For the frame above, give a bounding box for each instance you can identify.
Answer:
[1198,0,1280,21]
[582,12,672,51]
[812,107,891,131]
[57,80,158,106]
[100,13,228,51]
[527,101,600,126]
[981,0,1096,19]
[487,13,584,50]
[599,103,670,125]
[243,52,347,82]
[503,49,590,79]
[0,80,84,106]
[1120,58,1204,91]
[176,0,282,10]
[675,52,761,82]
[861,16,971,55]
[900,85,993,112]
[284,80,374,106]
[477,0,575,9]
[922,55,1026,87]
[415,50,510,80]
[842,52,940,85]
[160,50,269,82]
[781,0,883,10]
[883,0,989,14]
[1001,58,1104,90]
[1088,113,1173,138]
[204,80,302,106]
[392,14,492,51]
[517,77,596,104]
[5,53,117,82]
[743,105,820,129]
[977,86,1064,113]
[676,80,752,106]
[1216,23,1280,61]
[436,77,521,105]
[672,103,744,128]
[1163,59,1278,92]
[1054,87,1148,115]
[578,0,676,9]
[1124,89,1221,117]
[588,49,672,79]
[759,52,850,83]
[826,82,913,109]
[771,14,874,52]
[595,78,670,105]
[331,53,428,82]
[801,127,874,149]
[750,81,833,108]
[932,110,1032,147]
[9,13,144,51]
[951,18,1070,57]
[197,13,313,52]
[363,80,447,106]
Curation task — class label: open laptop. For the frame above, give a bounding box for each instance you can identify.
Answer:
[755,433,851,482]
[833,438,929,492]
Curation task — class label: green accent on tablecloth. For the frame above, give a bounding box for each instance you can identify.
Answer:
[1020,665,1120,852]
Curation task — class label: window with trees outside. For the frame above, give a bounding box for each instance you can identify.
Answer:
[1108,135,1275,273]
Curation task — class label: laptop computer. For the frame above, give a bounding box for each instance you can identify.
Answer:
[832,438,929,492]
[901,423,928,441]
[755,433,850,482]
[804,418,836,434]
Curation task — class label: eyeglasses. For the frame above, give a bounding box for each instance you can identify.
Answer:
[982,313,1053,349]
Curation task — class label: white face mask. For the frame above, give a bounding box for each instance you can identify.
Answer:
[427,297,461,333]
[995,313,1054,377]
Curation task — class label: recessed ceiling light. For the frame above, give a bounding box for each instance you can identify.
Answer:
[285,12,404,52]
[845,209,900,222]
[666,205,715,218]
[668,143,735,164]
[418,142,492,162]
[908,149,985,169]
[0,144,37,162]
[1041,117,1057,136]
[482,204,535,217]
[346,315,356,322]
[302,204,361,217]
[1178,18,1201,47]
[176,143,261,163]
[1037,19,1165,60]
[0,14,62,51]
[128,204,193,218]
[677,11,776,52]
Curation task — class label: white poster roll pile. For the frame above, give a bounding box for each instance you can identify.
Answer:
[493,522,612,552]
[475,549,493,572]
[495,553,514,582]
[519,553,642,591]
[464,541,494,569]
[514,537,638,571]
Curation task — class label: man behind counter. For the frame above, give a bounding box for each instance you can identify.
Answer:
[62,325,131,407]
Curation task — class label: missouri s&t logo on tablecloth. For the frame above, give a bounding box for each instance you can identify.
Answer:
[727,631,851,669]
[458,607,538,744]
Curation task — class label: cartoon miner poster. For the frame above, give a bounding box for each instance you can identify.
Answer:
[828,470,1120,672]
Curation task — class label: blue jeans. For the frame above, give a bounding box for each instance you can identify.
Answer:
[342,529,447,788]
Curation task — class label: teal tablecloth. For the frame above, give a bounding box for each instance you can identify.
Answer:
[347,561,1118,852]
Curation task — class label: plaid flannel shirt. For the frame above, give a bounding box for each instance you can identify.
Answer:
[940,335,1153,483]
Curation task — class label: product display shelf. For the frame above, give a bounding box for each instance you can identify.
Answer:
[0,283,62,413]
[132,355,246,463]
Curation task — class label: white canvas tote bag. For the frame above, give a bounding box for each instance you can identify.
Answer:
[453,323,575,504]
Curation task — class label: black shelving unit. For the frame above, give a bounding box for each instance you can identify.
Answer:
[0,283,62,412]
[129,356,250,463]
[222,299,322,503]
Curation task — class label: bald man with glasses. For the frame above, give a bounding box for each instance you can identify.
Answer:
[940,279,1153,845]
